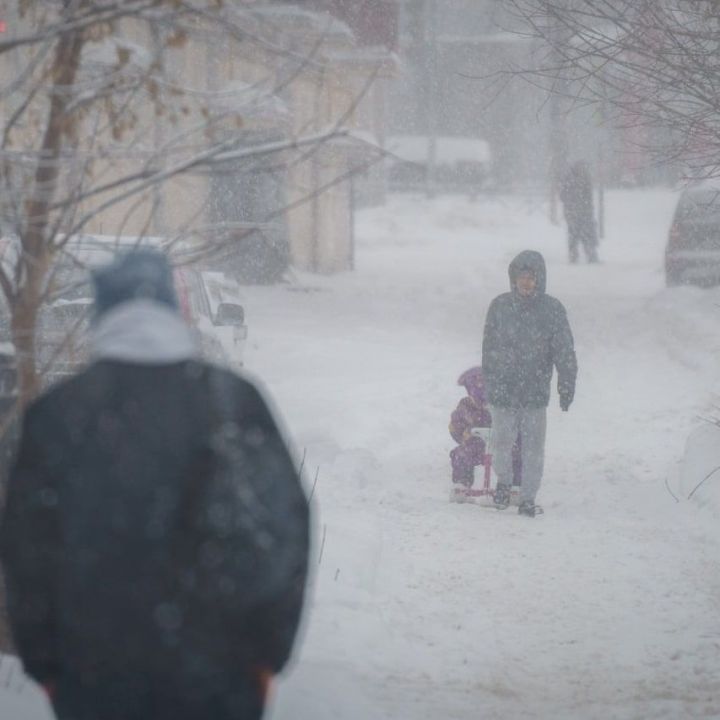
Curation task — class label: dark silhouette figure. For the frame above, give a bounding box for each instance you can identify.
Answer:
[559,160,599,263]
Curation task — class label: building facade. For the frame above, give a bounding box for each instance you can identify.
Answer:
[0,2,399,280]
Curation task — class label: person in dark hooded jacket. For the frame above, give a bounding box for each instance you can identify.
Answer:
[0,250,309,720]
[482,250,577,516]
[559,160,599,263]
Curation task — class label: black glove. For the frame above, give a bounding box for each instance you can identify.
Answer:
[559,393,572,412]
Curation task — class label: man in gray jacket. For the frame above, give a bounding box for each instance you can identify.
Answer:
[482,250,577,517]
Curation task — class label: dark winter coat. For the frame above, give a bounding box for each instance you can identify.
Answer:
[559,162,594,224]
[0,359,309,720]
[559,162,598,248]
[482,251,577,409]
[449,367,492,444]
[449,396,492,444]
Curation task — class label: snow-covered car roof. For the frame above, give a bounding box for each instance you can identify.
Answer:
[386,136,491,166]
[250,5,354,41]
[0,342,15,357]
[51,297,93,307]
[81,37,153,71]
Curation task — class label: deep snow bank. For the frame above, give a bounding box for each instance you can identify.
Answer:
[677,422,720,518]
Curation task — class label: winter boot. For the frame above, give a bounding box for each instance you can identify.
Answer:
[493,483,511,509]
[518,501,544,517]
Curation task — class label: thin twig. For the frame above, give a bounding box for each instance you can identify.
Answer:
[664,475,680,503]
[318,524,327,566]
[687,465,720,500]
[298,447,307,478]
[308,466,320,503]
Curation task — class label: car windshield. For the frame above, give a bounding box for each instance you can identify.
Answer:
[678,188,720,217]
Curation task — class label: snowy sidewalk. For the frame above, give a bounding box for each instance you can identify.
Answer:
[253,190,720,719]
[3,189,720,719]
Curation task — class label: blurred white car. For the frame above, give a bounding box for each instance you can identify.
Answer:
[173,269,248,368]
[0,235,249,380]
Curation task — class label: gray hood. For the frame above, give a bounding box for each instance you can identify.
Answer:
[89,299,198,365]
[508,250,547,295]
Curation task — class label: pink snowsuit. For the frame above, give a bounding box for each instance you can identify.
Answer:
[449,367,521,486]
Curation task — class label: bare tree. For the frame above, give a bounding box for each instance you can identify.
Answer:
[0,0,391,654]
[0,0,388,408]
[502,0,720,180]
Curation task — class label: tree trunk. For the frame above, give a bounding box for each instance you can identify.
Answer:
[0,17,85,658]
[11,277,44,409]
[14,23,84,406]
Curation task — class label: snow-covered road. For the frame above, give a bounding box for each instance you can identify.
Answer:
[253,189,720,719]
[4,188,720,719]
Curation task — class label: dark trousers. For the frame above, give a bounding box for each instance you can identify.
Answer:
[567,217,598,263]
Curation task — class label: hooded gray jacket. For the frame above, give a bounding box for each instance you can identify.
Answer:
[482,250,577,408]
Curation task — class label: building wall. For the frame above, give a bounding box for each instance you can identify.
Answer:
[320,0,399,49]
[0,4,394,277]
[390,0,555,186]
[254,4,396,273]
[389,0,678,190]
[283,65,356,273]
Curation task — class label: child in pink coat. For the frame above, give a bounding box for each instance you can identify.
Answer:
[449,366,521,487]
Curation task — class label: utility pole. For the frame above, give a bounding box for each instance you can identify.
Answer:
[405,0,426,132]
[596,86,607,239]
[548,3,570,224]
[425,0,439,199]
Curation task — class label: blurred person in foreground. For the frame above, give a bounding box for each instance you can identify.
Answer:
[482,250,577,517]
[0,250,310,720]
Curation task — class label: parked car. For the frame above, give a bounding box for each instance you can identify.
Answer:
[37,297,93,385]
[665,182,720,286]
[0,236,248,386]
[386,135,492,196]
[174,268,248,368]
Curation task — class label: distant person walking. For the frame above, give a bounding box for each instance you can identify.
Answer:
[482,250,578,517]
[0,250,310,720]
[559,160,599,263]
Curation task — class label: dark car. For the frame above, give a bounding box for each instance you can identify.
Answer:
[665,182,720,286]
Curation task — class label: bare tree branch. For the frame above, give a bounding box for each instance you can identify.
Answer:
[500,0,720,178]
[0,0,386,412]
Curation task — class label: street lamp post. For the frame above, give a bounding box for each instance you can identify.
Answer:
[425,0,438,199]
